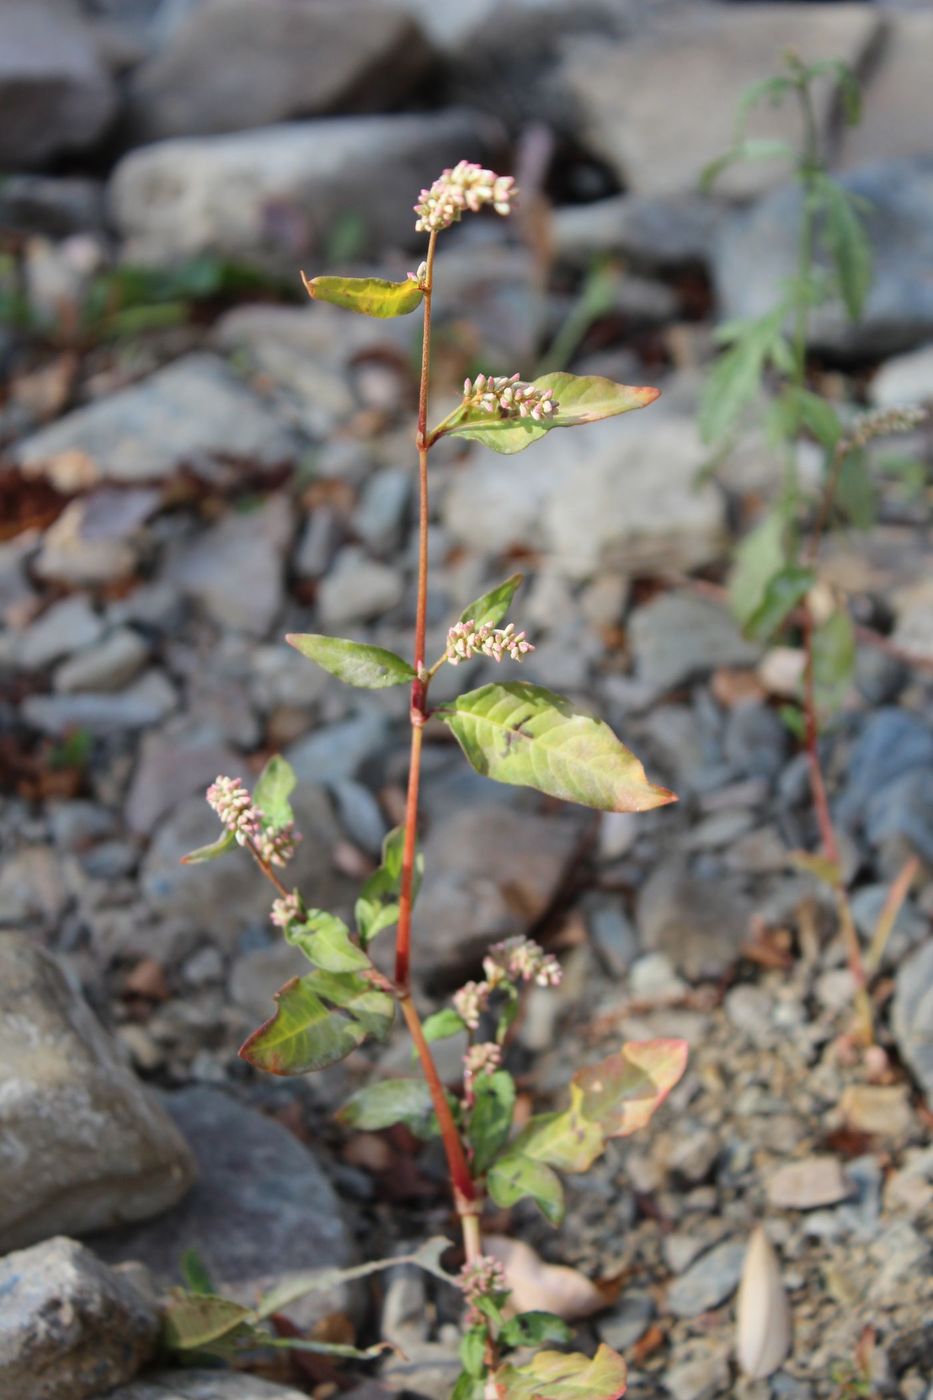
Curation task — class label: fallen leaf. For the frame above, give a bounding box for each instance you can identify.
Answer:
[735,1227,791,1379]
[485,1236,605,1320]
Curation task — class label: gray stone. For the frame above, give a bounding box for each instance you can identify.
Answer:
[663,1342,732,1400]
[869,343,933,410]
[723,702,789,782]
[837,708,933,829]
[228,942,309,1024]
[893,941,933,1107]
[667,1238,746,1318]
[0,174,106,239]
[286,711,389,785]
[15,354,295,485]
[34,488,161,586]
[444,414,725,580]
[249,643,330,712]
[124,724,239,836]
[15,594,103,671]
[109,1375,309,1400]
[381,1341,462,1400]
[851,884,928,970]
[109,110,498,266]
[0,845,68,927]
[598,1288,655,1353]
[354,468,411,555]
[128,0,431,141]
[559,5,880,199]
[0,1237,158,1400]
[637,857,752,981]
[0,932,195,1253]
[317,546,404,626]
[413,796,585,986]
[584,894,639,978]
[23,670,177,736]
[840,13,933,170]
[0,1,118,168]
[767,1157,852,1210]
[864,768,933,865]
[54,627,149,694]
[331,778,387,856]
[714,158,933,356]
[552,193,723,270]
[293,507,342,580]
[629,590,759,695]
[92,1087,356,1328]
[168,494,292,636]
[141,784,351,945]
[892,578,933,665]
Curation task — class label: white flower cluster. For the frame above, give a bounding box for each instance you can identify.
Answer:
[270,892,302,928]
[414,161,516,234]
[446,619,534,667]
[255,824,301,868]
[206,776,260,845]
[463,371,559,422]
[407,259,428,286]
[463,1041,502,1082]
[453,979,491,1030]
[484,936,562,988]
[848,404,926,448]
[458,1254,508,1302]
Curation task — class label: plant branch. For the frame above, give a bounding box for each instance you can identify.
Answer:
[399,993,478,1216]
[244,840,291,900]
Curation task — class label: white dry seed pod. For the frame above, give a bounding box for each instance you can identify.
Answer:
[735,1226,792,1379]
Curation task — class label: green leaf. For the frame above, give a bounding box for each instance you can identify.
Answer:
[494,1344,628,1400]
[440,681,675,814]
[500,1313,574,1350]
[452,1372,486,1400]
[179,1249,215,1296]
[286,633,415,689]
[355,824,423,945]
[744,565,814,642]
[448,373,660,456]
[699,307,789,444]
[487,1152,565,1226]
[461,1325,488,1379]
[239,970,393,1076]
[422,1007,467,1042]
[253,754,296,830]
[787,387,843,450]
[815,175,872,321]
[337,1078,441,1137]
[469,1070,516,1176]
[459,573,524,628]
[179,827,236,865]
[728,510,788,632]
[509,1086,604,1174]
[834,451,876,530]
[699,137,793,192]
[286,909,371,973]
[300,270,423,318]
[812,609,855,717]
[162,1293,255,1353]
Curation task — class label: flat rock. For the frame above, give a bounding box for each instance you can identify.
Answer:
[667,1238,746,1318]
[836,708,933,830]
[893,940,933,1107]
[443,413,725,580]
[413,795,585,986]
[892,577,933,665]
[869,342,933,410]
[34,488,161,586]
[628,590,759,694]
[54,627,149,694]
[714,157,933,356]
[559,5,880,199]
[124,724,239,836]
[552,193,723,270]
[637,856,752,981]
[128,0,430,141]
[15,594,103,671]
[316,546,405,627]
[0,1,117,168]
[167,494,292,636]
[92,1087,356,1328]
[767,1157,852,1210]
[0,931,195,1253]
[140,784,351,946]
[23,669,177,736]
[110,1371,309,1399]
[109,110,497,266]
[14,354,295,485]
[0,1236,158,1400]
[840,1083,913,1138]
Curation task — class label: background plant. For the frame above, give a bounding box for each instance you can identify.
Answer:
[169,161,687,1397]
[699,54,927,1047]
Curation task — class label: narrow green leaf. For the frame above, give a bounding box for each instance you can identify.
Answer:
[728,511,788,632]
[179,1249,216,1297]
[452,1372,485,1400]
[440,681,675,813]
[494,1344,628,1400]
[239,970,393,1076]
[812,609,855,717]
[744,565,814,642]
[355,824,422,945]
[286,909,371,973]
[422,1007,467,1042]
[700,137,793,192]
[500,1313,574,1349]
[301,270,423,318]
[834,451,876,530]
[180,827,236,865]
[699,307,789,444]
[459,573,524,628]
[337,1078,440,1137]
[449,373,660,456]
[488,1153,565,1226]
[787,387,842,450]
[286,633,415,689]
[253,754,296,829]
[816,175,872,321]
[461,1325,488,1379]
[469,1070,516,1176]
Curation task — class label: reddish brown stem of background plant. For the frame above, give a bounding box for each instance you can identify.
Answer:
[389,232,481,1241]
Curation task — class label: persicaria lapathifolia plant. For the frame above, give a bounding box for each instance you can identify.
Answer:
[181,161,686,1398]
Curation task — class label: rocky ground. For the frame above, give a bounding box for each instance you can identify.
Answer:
[1,2,932,1399]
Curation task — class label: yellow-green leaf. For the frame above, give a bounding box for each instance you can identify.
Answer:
[239,971,393,1076]
[301,270,423,318]
[286,633,415,689]
[494,1344,628,1400]
[448,374,659,456]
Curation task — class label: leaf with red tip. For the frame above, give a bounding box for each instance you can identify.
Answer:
[301,271,423,318]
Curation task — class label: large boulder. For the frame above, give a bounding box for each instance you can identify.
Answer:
[128,0,432,140]
[0,1,117,168]
[108,110,500,267]
[0,931,195,1253]
[0,1237,158,1400]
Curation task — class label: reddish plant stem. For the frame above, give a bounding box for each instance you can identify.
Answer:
[245,841,290,900]
[390,231,481,1228]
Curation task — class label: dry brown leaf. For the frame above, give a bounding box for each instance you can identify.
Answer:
[485,1235,605,1320]
[735,1227,791,1379]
